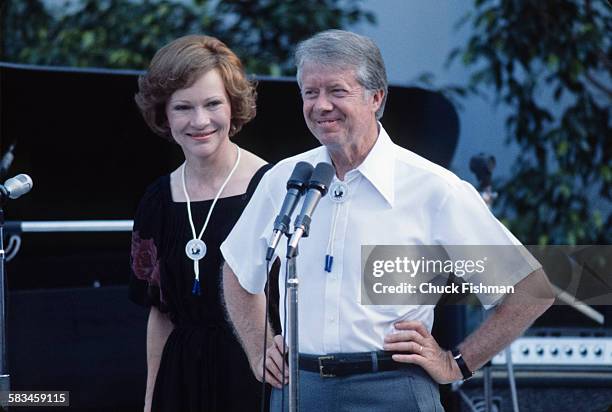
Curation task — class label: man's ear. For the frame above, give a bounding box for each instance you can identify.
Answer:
[371,89,384,114]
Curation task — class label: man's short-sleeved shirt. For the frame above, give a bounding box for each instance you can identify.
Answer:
[221,125,540,354]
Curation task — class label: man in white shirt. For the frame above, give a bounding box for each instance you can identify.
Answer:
[221,30,554,411]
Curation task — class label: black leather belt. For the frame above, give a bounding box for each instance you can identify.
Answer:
[299,351,400,378]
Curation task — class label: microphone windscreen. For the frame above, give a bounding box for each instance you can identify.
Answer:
[4,173,33,199]
[309,162,336,194]
[287,161,314,189]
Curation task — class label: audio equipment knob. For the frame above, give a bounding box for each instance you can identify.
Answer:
[564,346,573,356]
[536,345,544,356]
[550,347,559,356]
[579,346,588,357]
[520,345,529,356]
[594,346,603,357]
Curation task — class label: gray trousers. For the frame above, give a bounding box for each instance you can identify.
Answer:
[270,365,445,412]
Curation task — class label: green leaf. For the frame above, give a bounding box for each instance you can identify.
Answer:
[81,31,95,49]
[462,49,475,65]
[556,140,568,156]
[546,54,559,71]
[559,185,571,199]
[602,166,612,183]
[593,210,603,229]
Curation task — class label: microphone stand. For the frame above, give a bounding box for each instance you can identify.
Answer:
[285,235,299,412]
[468,154,518,412]
[0,196,10,409]
[279,161,334,412]
[0,173,34,410]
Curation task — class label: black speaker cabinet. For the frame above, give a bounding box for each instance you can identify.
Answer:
[444,369,612,412]
[7,286,148,411]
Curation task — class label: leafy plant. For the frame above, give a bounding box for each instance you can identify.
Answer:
[448,0,611,244]
[1,0,375,75]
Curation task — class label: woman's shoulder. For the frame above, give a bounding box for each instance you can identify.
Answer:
[234,149,267,183]
[237,149,271,198]
[134,175,171,223]
[140,175,170,203]
[240,149,268,176]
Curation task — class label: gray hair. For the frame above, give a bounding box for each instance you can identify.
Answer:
[295,29,388,119]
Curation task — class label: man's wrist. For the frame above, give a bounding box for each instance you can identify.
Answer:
[446,351,464,382]
[451,348,474,381]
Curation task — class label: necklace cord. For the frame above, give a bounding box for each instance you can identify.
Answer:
[181,145,242,282]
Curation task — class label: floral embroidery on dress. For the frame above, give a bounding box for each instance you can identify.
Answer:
[131,230,161,287]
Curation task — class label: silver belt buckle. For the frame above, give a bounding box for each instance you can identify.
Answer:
[318,355,335,378]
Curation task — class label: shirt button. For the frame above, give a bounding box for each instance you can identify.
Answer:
[329,316,335,323]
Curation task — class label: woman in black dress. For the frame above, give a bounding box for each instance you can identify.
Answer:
[130,35,269,412]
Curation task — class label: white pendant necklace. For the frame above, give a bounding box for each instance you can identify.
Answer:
[181,144,241,295]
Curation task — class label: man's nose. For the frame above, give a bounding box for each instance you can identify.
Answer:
[313,93,333,112]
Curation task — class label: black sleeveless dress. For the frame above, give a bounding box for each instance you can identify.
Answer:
[129,165,271,412]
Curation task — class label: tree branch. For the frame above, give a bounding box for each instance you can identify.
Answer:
[597,48,612,72]
[584,70,612,99]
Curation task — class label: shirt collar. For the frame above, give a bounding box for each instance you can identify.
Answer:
[356,123,395,207]
[313,123,396,207]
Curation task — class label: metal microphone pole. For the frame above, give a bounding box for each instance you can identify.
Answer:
[282,161,334,412]
[0,199,10,409]
[286,237,299,412]
[0,173,33,410]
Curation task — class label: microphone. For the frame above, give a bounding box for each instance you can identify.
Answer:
[286,162,335,258]
[266,162,314,261]
[1,174,34,200]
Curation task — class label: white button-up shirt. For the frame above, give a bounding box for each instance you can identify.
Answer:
[221,125,539,354]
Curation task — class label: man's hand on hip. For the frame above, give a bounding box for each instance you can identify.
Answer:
[383,320,462,384]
